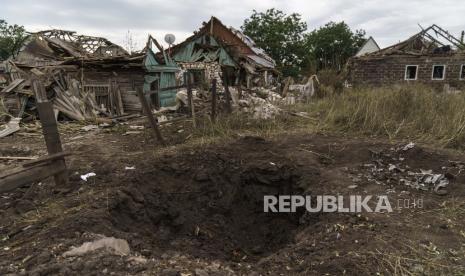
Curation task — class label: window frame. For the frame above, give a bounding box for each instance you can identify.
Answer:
[404,65,419,80]
[431,64,446,80]
[460,64,465,80]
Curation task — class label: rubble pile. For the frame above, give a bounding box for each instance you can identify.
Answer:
[350,143,458,194]
[171,86,290,120]
[228,87,291,119]
[1,66,110,122]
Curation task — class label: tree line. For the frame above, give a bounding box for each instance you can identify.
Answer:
[242,9,366,77]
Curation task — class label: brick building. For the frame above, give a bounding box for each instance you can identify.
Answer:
[348,25,465,91]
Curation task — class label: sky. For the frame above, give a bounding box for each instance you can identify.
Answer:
[1,0,464,51]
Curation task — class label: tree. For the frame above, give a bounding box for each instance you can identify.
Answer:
[241,9,307,77]
[123,30,139,54]
[304,21,366,71]
[0,19,27,60]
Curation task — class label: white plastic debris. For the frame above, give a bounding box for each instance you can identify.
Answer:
[402,142,415,151]
[125,166,135,170]
[129,125,144,130]
[80,172,96,181]
[81,125,99,132]
[62,237,130,257]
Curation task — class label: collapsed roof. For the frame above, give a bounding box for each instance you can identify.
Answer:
[12,29,129,67]
[360,24,465,57]
[166,17,276,72]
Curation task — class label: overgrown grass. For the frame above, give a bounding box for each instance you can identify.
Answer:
[295,85,465,149]
[186,85,465,150]
[192,113,301,139]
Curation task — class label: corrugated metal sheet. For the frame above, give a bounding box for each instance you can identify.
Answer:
[246,54,275,69]
[172,36,236,66]
[144,50,179,107]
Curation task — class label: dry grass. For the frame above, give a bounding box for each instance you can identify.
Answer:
[163,84,465,151]
[192,113,301,140]
[294,85,465,149]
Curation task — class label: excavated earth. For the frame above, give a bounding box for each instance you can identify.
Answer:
[0,123,465,275]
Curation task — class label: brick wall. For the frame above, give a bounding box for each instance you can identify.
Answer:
[348,54,465,90]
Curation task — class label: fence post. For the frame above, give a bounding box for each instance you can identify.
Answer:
[224,78,232,114]
[211,79,217,121]
[31,79,68,187]
[136,87,165,145]
[185,72,196,127]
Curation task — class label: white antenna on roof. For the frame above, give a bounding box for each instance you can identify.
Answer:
[164,34,175,56]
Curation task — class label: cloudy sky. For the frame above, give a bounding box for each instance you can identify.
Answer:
[1,0,464,51]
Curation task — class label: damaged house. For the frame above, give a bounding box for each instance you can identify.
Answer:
[166,16,277,90]
[0,29,177,122]
[0,18,278,125]
[348,25,465,91]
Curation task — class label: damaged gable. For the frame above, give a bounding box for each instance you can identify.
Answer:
[166,17,277,89]
[171,35,236,67]
[12,29,129,67]
[169,17,276,71]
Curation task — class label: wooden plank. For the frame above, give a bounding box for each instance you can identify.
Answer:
[136,87,165,145]
[0,162,66,193]
[0,117,21,138]
[0,156,38,160]
[22,152,71,168]
[1,79,24,93]
[32,79,68,187]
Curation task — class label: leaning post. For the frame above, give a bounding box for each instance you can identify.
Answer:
[185,72,196,127]
[136,87,165,145]
[224,78,232,114]
[31,78,68,187]
[211,79,217,121]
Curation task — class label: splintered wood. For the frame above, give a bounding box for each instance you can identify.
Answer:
[1,64,127,122]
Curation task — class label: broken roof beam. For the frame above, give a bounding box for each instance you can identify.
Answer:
[419,24,465,50]
[34,29,129,56]
[431,24,465,49]
[146,35,164,52]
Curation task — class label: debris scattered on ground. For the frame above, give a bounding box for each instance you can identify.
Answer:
[80,172,96,181]
[230,87,283,119]
[287,75,319,102]
[62,236,130,257]
[351,145,452,194]
[0,156,38,161]
[0,117,21,138]
[123,131,142,135]
[402,142,416,151]
[129,125,144,130]
[81,125,99,132]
